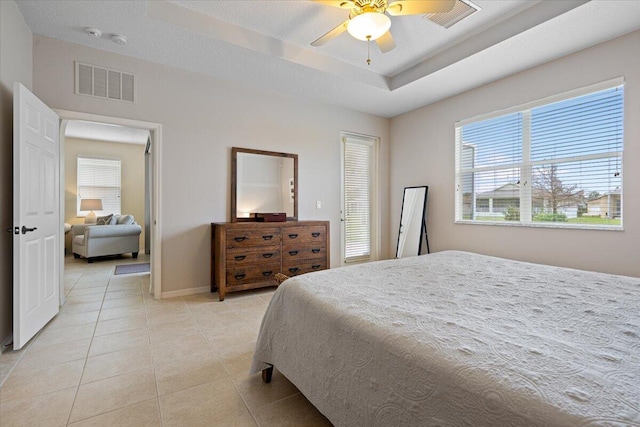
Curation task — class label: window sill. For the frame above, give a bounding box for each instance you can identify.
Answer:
[455,220,623,231]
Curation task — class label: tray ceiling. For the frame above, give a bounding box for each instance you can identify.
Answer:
[16,0,640,117]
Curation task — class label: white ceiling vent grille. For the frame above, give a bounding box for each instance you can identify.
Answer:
[75,61,135,103]
[425,0,480,28]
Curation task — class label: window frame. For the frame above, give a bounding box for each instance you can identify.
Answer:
[76,156,122,217]
[455,77,624,231]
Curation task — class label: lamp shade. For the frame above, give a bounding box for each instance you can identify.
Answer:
[347,12,391,41]
[80,198,103,211]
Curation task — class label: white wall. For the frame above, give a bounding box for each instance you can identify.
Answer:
[33,36,390,294]
[390,31,640,277]
[64,137,146,251]
[0,0,33,346]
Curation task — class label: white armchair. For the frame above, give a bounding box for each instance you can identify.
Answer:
[71,215,141,263]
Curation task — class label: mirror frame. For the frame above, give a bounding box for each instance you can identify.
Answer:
[395,185,429,258]
[231,147,298,222]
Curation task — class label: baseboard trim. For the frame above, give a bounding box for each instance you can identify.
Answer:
[1,333,13,353]
[161,286,210,299]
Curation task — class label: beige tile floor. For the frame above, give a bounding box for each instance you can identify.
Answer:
[0,254,332,427]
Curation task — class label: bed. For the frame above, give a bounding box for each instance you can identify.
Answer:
[250,251,640,426]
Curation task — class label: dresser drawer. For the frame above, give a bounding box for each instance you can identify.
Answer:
[282,246,327,262]
[282,225,327,245]
[227,245,281,266]
[226,262,281,287]
[282,259,327,276]
[213,221,329,301]
[226,228,281,249]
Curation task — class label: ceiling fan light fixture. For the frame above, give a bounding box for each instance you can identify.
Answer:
[347,12,391,41]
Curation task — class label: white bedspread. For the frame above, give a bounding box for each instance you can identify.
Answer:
[251,251,640,426]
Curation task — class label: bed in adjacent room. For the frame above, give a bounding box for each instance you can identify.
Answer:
[251,251,640,426]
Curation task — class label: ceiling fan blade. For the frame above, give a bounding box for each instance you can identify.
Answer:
[375,31,396,53]
[311,20,349,47]
[312,0,356,9]
[386,0,455,16]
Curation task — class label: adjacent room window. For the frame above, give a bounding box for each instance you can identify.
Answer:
[342,133,378,264]
[77,157,121,216]
[455,79,624,229]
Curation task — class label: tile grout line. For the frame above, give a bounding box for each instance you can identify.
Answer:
[65,260,149,425]
[0,260,87,388]
[143,279,165,427]
[193,295,266,427]
[64,263,107,426]
[183,296,262,427]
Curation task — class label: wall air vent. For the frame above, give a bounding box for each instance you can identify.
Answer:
[75,61,135,103]
[425,0,480,29]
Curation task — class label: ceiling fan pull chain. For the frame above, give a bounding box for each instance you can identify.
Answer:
[367,36,371,65]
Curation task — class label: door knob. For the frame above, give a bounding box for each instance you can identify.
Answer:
[21,226,37,234]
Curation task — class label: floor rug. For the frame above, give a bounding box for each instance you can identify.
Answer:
[114,262,150,275]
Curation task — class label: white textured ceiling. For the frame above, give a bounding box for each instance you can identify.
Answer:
[16,0,640,118]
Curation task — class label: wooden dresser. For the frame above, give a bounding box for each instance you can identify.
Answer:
[211,221,330,301]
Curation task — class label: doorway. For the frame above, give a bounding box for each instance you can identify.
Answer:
[56,110,162,301]
[340,132,379,266]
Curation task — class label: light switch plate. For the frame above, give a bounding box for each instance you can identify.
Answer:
[316,201,322,209]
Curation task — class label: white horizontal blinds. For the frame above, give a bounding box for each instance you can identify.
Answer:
[530,87,623,162]
[77,157,122,216]
[529,86,623,224]
[344,137,373,263]
[455,82,624,228]
[459,113,522,220]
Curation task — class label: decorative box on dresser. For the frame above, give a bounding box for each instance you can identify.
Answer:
[211,221,330,301]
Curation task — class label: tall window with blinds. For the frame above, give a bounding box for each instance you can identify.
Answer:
[455,81,623,228]
[342,135,377,263]
[77,157,122,217]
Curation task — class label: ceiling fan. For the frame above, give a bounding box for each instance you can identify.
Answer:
[311,0,456,56]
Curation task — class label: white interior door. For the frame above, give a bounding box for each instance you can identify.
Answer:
[13,82,60,350]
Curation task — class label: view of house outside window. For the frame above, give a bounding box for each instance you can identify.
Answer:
[455,80,624,229]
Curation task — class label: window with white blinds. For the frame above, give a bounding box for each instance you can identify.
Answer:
[342,135,377,263]
[77,157,122,216]
[455,80,624,229]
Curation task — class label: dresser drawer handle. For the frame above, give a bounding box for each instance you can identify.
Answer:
[311,248,320,254]
[234,237,247,242]
[262,235,273,240]
[288,233,298,239]
[262,271,273,277]
[288,250,299,256]
[312,265,321,270]
[311,232,321,237]
[234,274,246,280]
[234,255,246,261]
[262,253,273,258]
[288,267,299,273]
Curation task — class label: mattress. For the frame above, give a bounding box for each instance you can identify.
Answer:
[251,251,640,426]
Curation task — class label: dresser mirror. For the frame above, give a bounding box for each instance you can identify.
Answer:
[231,147,298,222]
[396,186,429,258]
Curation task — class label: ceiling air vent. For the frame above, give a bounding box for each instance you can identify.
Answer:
[425,0,480,28]
[75,61,135,103]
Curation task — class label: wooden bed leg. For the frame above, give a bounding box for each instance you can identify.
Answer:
[262,364,274,383]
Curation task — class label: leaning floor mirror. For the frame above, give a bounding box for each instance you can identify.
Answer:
[396,186,429,258]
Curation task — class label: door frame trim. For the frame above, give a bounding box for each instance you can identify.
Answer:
[55,110,163,300]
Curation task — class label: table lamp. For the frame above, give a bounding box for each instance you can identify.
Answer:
[80,198,103,224]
